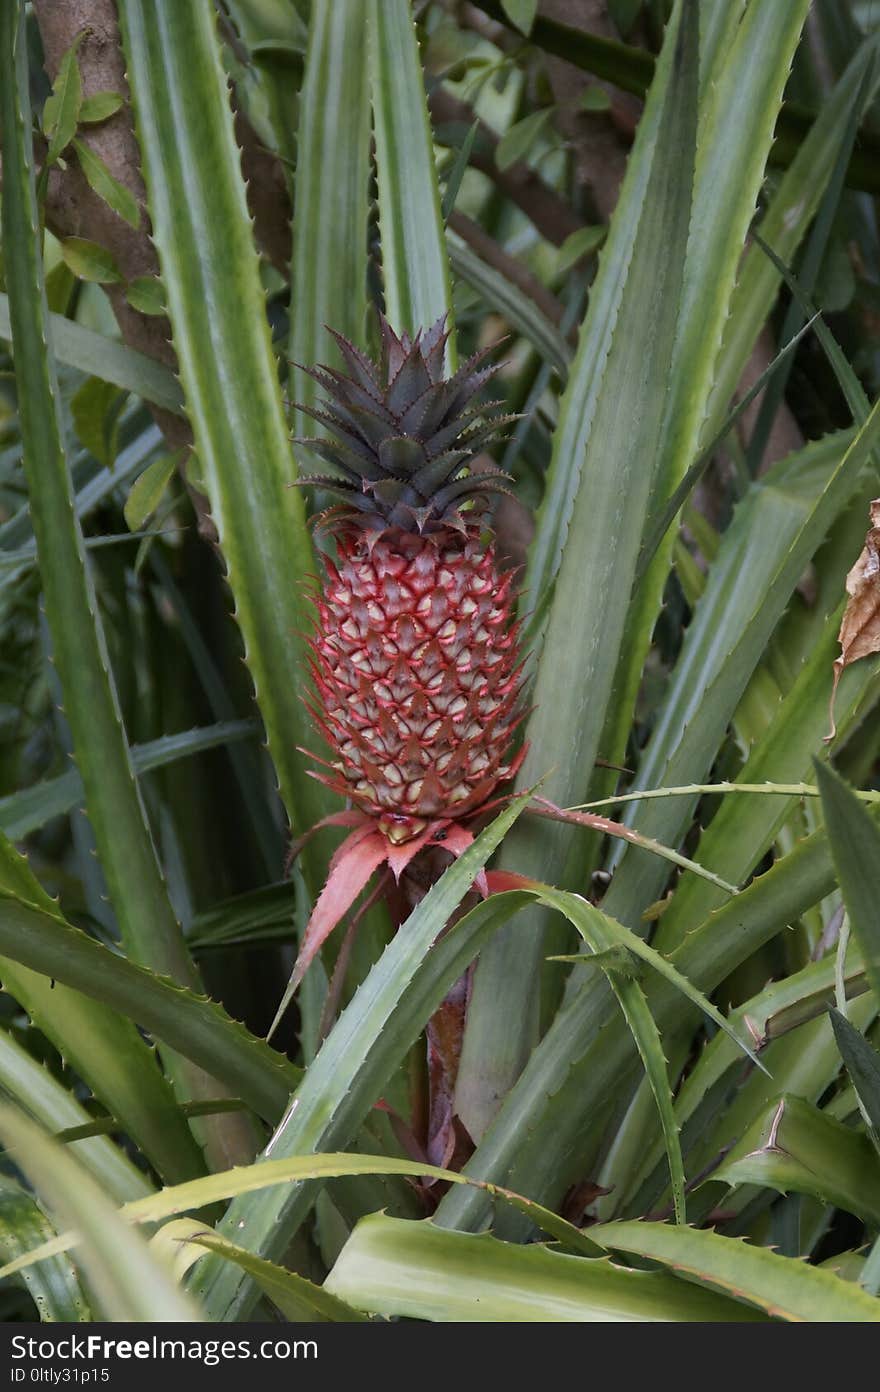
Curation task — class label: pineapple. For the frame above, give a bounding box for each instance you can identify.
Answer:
[280,317,525,1000]
[298,317,524,847]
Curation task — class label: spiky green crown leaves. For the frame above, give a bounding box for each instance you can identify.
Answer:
[293,316,517,535]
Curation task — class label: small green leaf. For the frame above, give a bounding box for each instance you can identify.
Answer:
[580,85,612,112]
[556,225,607,273]
[441,119,479,223]
[58,236,123,284]
[72,138,140,228]
[71,377,125,468]
[501,0,538,36]
[125,275,166,316]
[608,0,644,36]
[124,453,179,531]
[495,107,554,172]
[78,91,124,123]
[44,35,84,164]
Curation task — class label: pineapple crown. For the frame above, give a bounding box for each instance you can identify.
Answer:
[293,315,517,536]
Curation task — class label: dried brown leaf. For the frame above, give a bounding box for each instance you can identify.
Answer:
[827,499,880,741]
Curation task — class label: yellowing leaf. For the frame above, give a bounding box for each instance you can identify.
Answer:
[828,498,880,737]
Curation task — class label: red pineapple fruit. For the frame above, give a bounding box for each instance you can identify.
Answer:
[284,317,525,999]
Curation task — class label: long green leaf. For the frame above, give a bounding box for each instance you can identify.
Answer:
[598,0,813,894]
[325,1214,767,1322]
[457,0,698,1139]
[117,0,332,854]
[288,0,370,442]
[0,1107,199,1322]
[650,587,879,957]
[447,234,571,377]
[165,1223,367,1322]
[605,403,880,941]
[0,944,205,1188]
[704,33,880,439]
[0,10,227,1156]
[368,0,456,357]
[588,1219,880,1321]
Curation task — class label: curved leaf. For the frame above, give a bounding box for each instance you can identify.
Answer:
[0,879,301,1126]
[588,1219,880,1321]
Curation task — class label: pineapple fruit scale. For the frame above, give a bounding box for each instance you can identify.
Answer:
[297,316,526,848]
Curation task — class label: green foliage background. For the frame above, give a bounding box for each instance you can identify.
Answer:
[0,0,880,1322]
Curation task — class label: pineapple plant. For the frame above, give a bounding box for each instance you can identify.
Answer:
[287,317,526,991]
